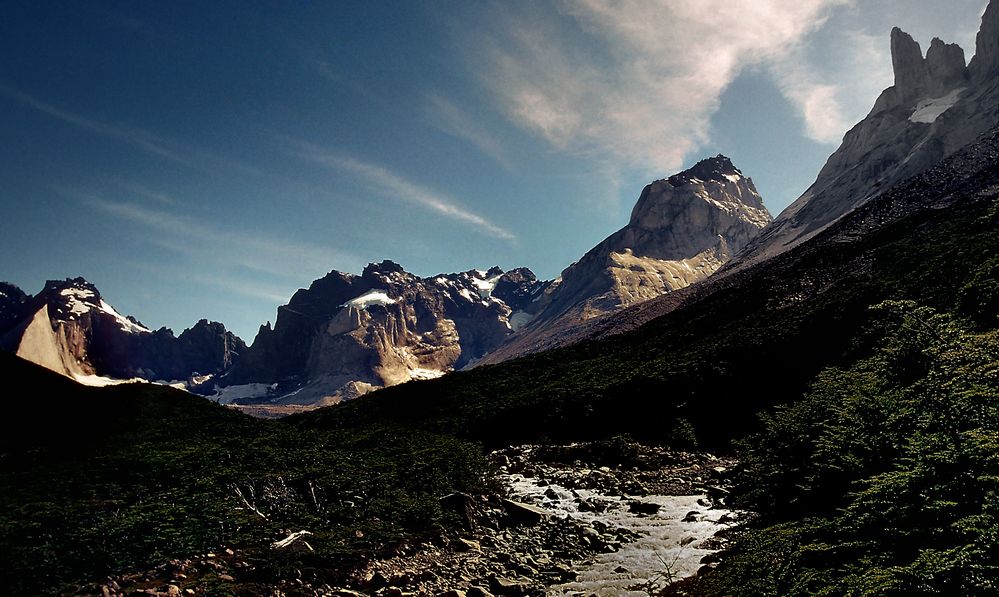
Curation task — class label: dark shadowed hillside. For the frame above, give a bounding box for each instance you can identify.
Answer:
[0,353,490,595]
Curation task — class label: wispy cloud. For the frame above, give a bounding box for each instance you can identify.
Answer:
[86,196,352,277]
[314,60,388,108]
[127,258,292,305]
[187,272,292,304]
[0,85,193,165]
[115,180,178,205]
[467,0,851,173]
[424,93,513,170]
[0,85,262,178]
[56,188,356,296]
[291,139,517,241]
[768,29,891,144]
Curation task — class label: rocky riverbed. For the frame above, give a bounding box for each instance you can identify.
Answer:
[500,444,740,595]
[88,441,743,596]
[342,442,743,596]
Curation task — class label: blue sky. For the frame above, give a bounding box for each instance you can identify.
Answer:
[0,0,988,341]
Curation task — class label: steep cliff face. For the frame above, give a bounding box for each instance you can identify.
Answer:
[0,278,245,384]
[477,155,771,364]
[555,156,769,319]
[218,262,550,406]
[732,3,999,268]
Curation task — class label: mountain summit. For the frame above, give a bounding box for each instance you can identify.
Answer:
[211,156,770,408]
[0,277,245,384]
[478,155,771,363]
[217,264,551,410]
[732,3,999,268]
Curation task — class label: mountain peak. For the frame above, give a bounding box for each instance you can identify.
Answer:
[667,154,742,188]
[925,37,967,88]
[731,2,996,270]
[0,281,28,303]
[969,0,998,83]
[42,277,101,300]
[40,278,104,321]
[363,260,407,276]
[889,26,968,100]
[890,27,928,95]
[0,282,30,329]
[631,155,768,231]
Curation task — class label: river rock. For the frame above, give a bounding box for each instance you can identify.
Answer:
[502,499,549,525]
[627,501,661,515]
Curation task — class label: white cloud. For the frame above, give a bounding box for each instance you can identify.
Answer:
[425,93,514,170]
[116,180,178,205]
[187,272,292,304]
[127,258,293,305]
[62,190,355,289]
[0,85,193,165]
[293,140,517,241]
[0,85,261,178]
[469,0,852,172]
[768,29,891,144]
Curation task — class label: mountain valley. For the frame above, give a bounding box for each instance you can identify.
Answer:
[1,3,997,596]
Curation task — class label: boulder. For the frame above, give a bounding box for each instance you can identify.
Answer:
[627,501,661,515]
[502,499,549,525]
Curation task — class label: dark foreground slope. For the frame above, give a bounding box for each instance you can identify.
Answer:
[293,127,999,452]
[0,353,489,595]
[684,287,999,595]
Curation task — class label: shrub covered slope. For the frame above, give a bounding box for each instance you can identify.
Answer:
[0,354,490,595]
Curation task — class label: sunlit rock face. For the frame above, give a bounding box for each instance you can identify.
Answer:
[558,155,771,320]
[220,261,552,406]
[478,155,771,365]
[732,4,999,269]
[0,277,244,383]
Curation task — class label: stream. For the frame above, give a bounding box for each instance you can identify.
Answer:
[501,452,738,595]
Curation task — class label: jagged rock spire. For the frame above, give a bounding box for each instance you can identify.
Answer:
[969,0,998,83]
[925,38,967,88]
[890,27,968,100]
[891,27,929,94]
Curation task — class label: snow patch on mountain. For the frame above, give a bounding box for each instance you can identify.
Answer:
[207,382,275,404]
[408,367,446,380]
[909,87,965,123]
[59,287,96,316]
[72,373,146,387]
[98,299,151,334]
[471,274,501,298]
[342,291,396,309]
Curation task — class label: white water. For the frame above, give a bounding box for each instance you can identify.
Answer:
[504,472,736,596]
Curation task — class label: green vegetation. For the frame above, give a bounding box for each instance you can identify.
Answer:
[0,355,491,595]
[692,301,999,595]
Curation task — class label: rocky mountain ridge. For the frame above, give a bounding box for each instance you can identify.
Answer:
[478,155,771,365]
[0,277,245,384]
[216,261,552,409]
[10,7,992,406]
[3,154,773,407]
[215,154,771,408]
[730,2,999,268]
[470,5,999,357]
